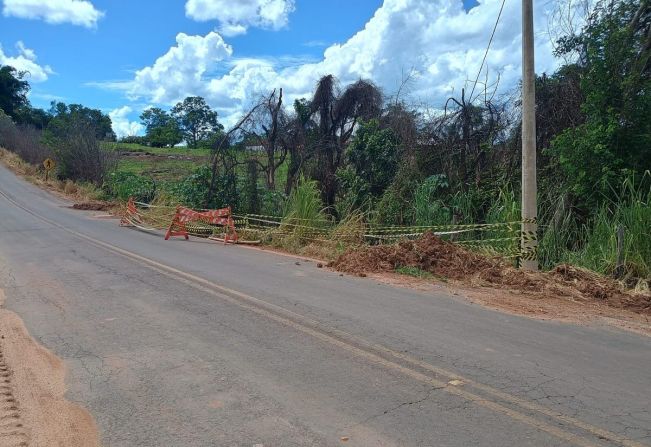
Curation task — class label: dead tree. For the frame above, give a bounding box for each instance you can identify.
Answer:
[308,75,382,207]
[206,103,262,206]
[251,88,288,191]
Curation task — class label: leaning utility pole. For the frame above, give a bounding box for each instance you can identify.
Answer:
[521,0,538,270]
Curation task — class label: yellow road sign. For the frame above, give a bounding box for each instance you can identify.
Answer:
[43,158,55,171]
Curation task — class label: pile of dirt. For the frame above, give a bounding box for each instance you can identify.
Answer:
[72,201,112,211]
[332,233,495,280]
[331,232,651,314]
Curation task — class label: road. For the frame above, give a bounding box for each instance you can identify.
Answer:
[0,163,649,447]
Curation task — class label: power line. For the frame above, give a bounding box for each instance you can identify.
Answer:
[469,0,507,103]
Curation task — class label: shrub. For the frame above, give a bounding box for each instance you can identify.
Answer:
[335,166,372,218]
[105,171,156,202]
[0,111,51,164]
[52,122,117,185]
[63,179,78,195]
[119,135,148,145]
[413,174,451,226]
[260,189,286,216]
[347,119,400,196]
[174,165,239,210]
[374,164,420,225]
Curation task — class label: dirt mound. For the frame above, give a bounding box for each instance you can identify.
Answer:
[72,201,112,211]
[332,233,495,279]
[331,232,651,315]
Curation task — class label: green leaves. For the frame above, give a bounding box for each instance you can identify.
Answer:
[0,65,30,119]
[346,119,400,197]
[105,172,156,202]
[140,108,182,148]
[171,96,223,149]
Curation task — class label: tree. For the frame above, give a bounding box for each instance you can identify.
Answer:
[171,96,223,148]
[0,65,30,120]
[284,98,316,195]
[140,108,182,147]
[47,102,116,142]
[248,88,288,190]
[308,75,383,207]
[551,0,651,209]
[15,106,51,129]
[346,119,400,197]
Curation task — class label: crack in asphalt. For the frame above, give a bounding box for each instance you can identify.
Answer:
[344,384,446,431]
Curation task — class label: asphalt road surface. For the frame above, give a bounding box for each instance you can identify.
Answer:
[0,164,650,447]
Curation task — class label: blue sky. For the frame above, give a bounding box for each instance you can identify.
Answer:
[1,1,377,108]
[0,0,559,136]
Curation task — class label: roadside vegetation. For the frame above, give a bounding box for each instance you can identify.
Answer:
[0,0,649,288]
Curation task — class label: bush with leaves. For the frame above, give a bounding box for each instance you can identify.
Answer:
[174,165,239,210]
[260,189,286,216]
[335,166,372,218]
[347,119,400,197]
[551,0,651,213]
[374,164,421,225]
[413,174,451,226]
[104,171,156,202]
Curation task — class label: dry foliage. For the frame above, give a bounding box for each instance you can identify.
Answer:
[331,232,651,314]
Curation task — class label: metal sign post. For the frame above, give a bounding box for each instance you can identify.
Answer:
[43,158,55,181]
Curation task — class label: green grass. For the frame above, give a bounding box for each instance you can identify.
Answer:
[570,174,650,279]
[101,141,212,157]
[117,158,200,182]
[105,140,291,213]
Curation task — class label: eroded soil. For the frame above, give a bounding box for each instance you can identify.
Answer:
[331,233,651,335]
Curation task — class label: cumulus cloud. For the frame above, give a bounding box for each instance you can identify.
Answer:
[2,0,103,27]
[185,0,295,36]
[0,41,53,82]
[115,0,561,126]
[109,106,143,138]
[129,32,233,104]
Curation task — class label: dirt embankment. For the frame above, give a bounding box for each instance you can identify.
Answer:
[71,201,113,212]
[331,233,651,325]
[0,289,100,447]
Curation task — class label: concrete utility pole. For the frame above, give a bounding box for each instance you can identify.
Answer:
[521,0,538,270]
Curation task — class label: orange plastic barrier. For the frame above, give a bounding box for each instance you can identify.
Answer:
[165,206,238,243]
[120,197,140,226]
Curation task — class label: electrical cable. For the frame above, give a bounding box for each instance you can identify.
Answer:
[469,0,508,102]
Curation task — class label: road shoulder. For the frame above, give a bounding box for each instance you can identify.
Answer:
[0,288,100,447]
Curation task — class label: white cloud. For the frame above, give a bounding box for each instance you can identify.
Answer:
[0,41,53,82]
[185,0,295,36]
[106,0,562,126]
[2,0,103,28]
[109,106,143,138]
[128,32,233,104]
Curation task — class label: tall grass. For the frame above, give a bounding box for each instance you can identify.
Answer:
[538,192,578,269]
[280,177,330,240]
[413,174,451,226]
[569,174,650,279]
[483,186,520,256]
